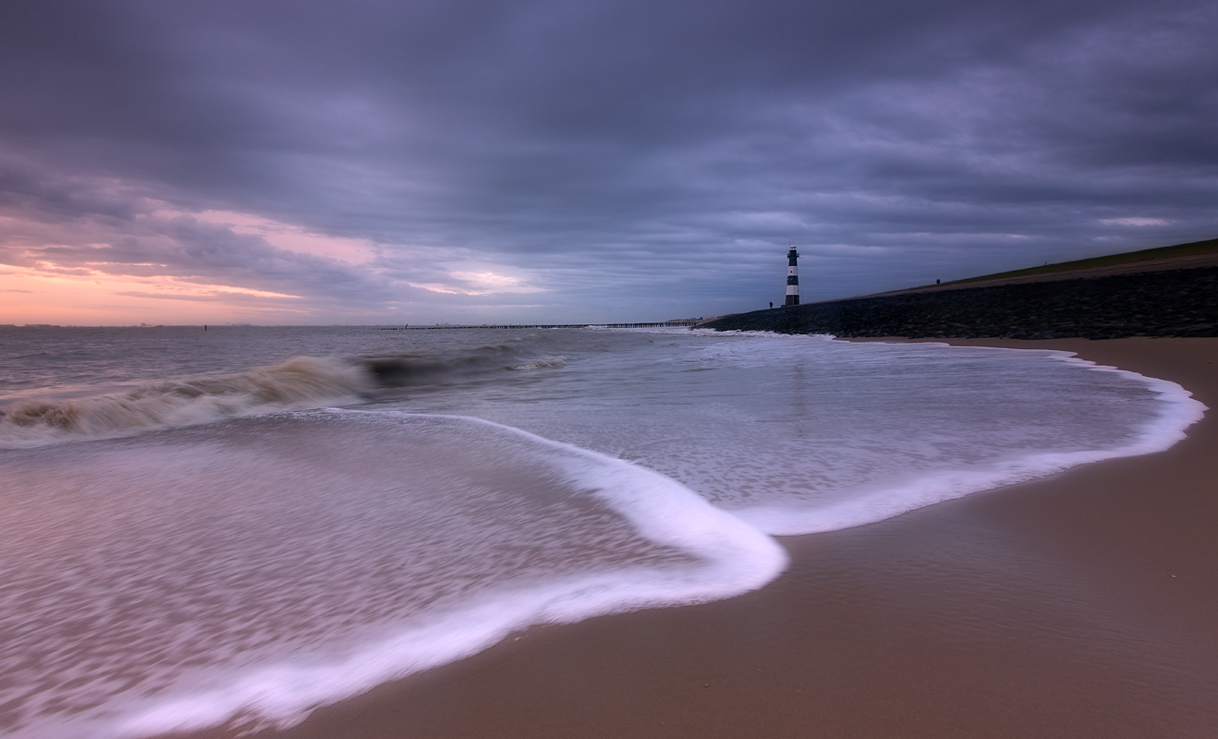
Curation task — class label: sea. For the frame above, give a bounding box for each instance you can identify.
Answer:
[0,325,1205,738]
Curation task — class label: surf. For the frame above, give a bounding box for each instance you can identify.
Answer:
[0,344,569,448]
[0,327,1206,738]
[0,410,784,738]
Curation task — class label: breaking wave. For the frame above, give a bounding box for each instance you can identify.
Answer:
[0,345,568,447]
[0,327,1209,739]
[0,410,785,738]
[508,357,567,370]
[0,357,368,447]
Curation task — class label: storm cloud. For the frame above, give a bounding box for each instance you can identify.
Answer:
[1,0,1215,323]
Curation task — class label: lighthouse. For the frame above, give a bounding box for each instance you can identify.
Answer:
[784,244,800,306]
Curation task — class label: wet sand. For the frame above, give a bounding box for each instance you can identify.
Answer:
[180,337,1218,739]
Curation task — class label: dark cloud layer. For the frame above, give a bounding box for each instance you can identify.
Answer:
[1,0,1215,322]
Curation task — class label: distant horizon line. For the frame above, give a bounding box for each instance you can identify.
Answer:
[0,318,716,329]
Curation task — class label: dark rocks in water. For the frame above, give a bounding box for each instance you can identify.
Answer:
[702,267,1218,340]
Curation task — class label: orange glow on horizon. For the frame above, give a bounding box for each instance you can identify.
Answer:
[0,266,307,326]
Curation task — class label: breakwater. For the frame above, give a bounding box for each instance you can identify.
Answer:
[702,266,1218,339]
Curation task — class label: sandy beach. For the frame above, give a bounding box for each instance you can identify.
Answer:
[170,336,1217,739]
[7,3,1216,736]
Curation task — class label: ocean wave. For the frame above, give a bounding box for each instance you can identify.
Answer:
[3,329,1207,738]
[0,356,371,447]
[0,344,570,447]
[0,411,785,738]
[508,356,567,370]
[360,342,528,385]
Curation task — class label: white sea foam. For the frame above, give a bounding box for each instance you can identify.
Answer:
[112,417,783,737]
[408,334,1206,538]
[508,356,567,370]
[0,328,1206,739]
[0,411,783,739]
[732,348,1207,535]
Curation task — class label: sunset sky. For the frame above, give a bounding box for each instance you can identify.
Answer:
[2,0,1215,325]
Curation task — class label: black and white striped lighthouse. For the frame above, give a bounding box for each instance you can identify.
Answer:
[784,244,800,306]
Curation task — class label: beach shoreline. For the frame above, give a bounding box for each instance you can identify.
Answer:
[172,336,1218,739]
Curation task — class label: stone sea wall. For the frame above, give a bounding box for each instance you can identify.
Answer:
[702,267,1218,339]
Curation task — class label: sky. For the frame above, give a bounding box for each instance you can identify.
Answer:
[1,0,1215,325]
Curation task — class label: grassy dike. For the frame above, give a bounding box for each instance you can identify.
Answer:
[703,240,1218,339]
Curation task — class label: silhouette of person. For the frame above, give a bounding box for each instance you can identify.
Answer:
[769,301,773,309]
